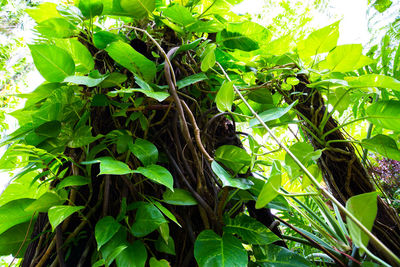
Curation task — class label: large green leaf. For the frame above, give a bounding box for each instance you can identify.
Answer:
[249,101,297,127]
[194,230,248,267]
[256,161,282,209]
[26,2,62,23]
[131,202,167,237]
[29,44,75,82]
[201,44,216,72]
[155,236,175,255]
[55,38,94,74]
[24,192,64,213]
[116,240,147,267]
[95,216,121,249]
[285,142,321,178]
[211,161,253,190]
[216,81,234,112]
[162,189,198,206]
[366,100,400,131]
[0,221,34,256]
[133,165,174,191]
[297,21,339,61]
[346,74,400,92]
[68,125,102,148]
[48,205,84,231]
[132,77,170,102]
[346,192,378,250]
[105,40,156,82]
[93,31,123,49]
[112,0,155,18]
[362,134,400,161]
[176,73,208,89]
[162,4,196,26]
[223,214,280,245]
[254,244,312,266]
[78,0,103,18]
[0,198,36,235]
[214,145,251,174]
[56,175,91,190]
[318,44,374,72]
[34,120,61,138]
[36,17,75,38]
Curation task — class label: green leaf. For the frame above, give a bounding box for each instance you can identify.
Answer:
[55,38,94,74]
[64,74,108,87]
[285,142,321,178]
[26,2,62,23]
[218,29,259,51]
[249,101,297,127]
[211,161,253,190]
[155,236,175,255]
[115,0,155,19]
[100,72,127,88]
[162,189,198,206]
[133,165,174,191]
[93,31,123,50]
[24,192,64,213]
[201,44,216,72]
[373,0,392,12]
[36,17,75,38]
[194,230,248,267]
[254,244,312,266]
[318,44,374,72]
[29,44,75,82]
[216,81,234,112]
[223,214,280,245]
[149,257,170,267]
[256,161,282,209]
[362,134,400,161]
[162,4,196,25]
[0,221,34,256]
[116,240,147,267]
[48,205,84,231]
[346,192,378,249]
[95,216,121,249]
[0,198,36,235]
[78,0,103,18]
[133,76,170,102]
[105,40,156,82]
[131,202,167,237]
[56,175,91,190]
[82,157,133,175]
[346,74,400,91]
[214,145,251,174]
[68,125,102,148]
[99,228,126,264]
[176,73,208,89]
[151,201,181,227]
[298,21,339,61]
[366,100,400,131]
[34,120,61,138]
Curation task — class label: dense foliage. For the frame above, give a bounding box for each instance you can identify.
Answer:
[1,0,400,266]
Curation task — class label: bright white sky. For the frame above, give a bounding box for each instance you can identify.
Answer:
[233,0,370,45]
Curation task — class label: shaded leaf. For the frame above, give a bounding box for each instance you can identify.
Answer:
[211,161,253,190]
[249,101,297,127]
[256,161,282,209]
[362,134,400,161]
[366,100,400,131]
[131,202,167,237]
[48,205,84,231]
[133,165,174,191]
[56,175,91,190]
[214,145,251,174]
[95,216,121,249]
[162,189,197,206]
[116,240,147,267]
[0,198,36,235]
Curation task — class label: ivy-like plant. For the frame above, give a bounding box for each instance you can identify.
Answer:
[1,0,400,266]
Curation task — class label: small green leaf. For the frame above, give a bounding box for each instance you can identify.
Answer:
[176,73,208,89]
[362,134,400,161]
[55,38,94,74]
[162,4,195,25]
[131,202,167,237]
[68,125,102,148]
[194,230,248,267]
[105,40,156,82]
[162,189,198,206]
[100,72,127,88]
[29,44,75,82]
[151,201,181,227]
[256,161,282,209]
[48,205,84,231]
[64,74,108,87]
[346,192,378,250]
[34,120,61,138]
[116,240,147,267]
[132,76,170,101]
[56,175,91,190]
[116,0,155,19]
[95,216,121,249]
[81,157,133,175]
[201,44,216,72]
[366,100,400,131]
[36,17,75,38]
[216,81,234,112]
[224,214,280,245]
[373,0,392,12]
[133,165,173,191]
[155,236,175,255]
[93,31,123,50]
[149,257,170,267]
[249,101,297,127]
[215,145,251,174]
[254,244,312,266]
[211,161,253,190]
